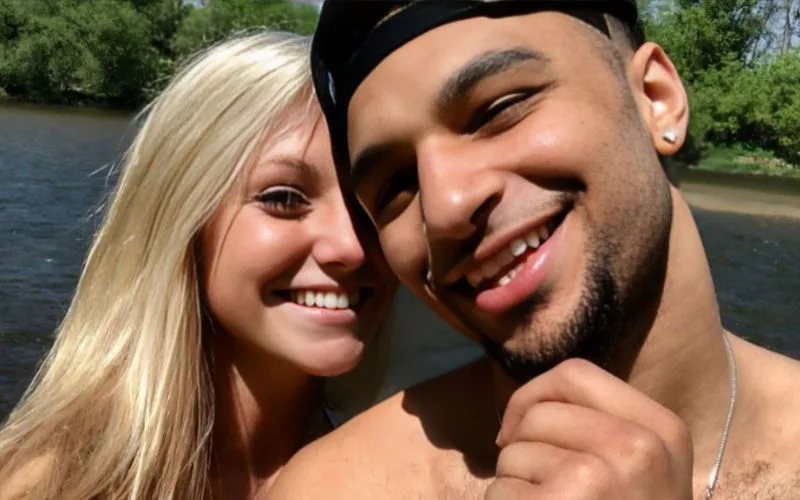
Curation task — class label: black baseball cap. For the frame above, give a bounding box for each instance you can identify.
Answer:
[311,0,643,166]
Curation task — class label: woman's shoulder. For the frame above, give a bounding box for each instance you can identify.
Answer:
[1,452,57,500]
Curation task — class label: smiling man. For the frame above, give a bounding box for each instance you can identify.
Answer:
[268,1,800,499]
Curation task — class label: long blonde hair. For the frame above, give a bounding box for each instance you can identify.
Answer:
[0,31,314,499]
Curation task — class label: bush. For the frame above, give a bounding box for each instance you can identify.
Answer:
[172,0,318,58]
[643,0,799,168]
[688,51,800,165]
[0,0,318,108]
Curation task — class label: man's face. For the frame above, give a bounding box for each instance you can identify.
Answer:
[345,12,683,381]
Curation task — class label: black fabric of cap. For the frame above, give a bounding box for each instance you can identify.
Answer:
[311,0,642,166]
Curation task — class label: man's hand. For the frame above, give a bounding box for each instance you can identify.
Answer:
[486,359,693,499]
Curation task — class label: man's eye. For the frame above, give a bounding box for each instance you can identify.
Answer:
[373,167,418,221]
[255,186,309,214]
[466,92,535,133]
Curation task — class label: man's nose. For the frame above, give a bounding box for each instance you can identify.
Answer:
[417,139,503,244]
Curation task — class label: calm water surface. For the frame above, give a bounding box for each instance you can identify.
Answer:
[1,102,798,418]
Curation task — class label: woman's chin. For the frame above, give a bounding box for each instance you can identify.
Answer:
[300,339,365,378]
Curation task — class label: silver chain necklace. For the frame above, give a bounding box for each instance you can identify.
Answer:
[492,333,738,499]
[705,331,738,499]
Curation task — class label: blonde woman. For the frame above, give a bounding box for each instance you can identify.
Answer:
[0,31,395,499]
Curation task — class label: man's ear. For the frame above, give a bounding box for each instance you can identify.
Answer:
[627,42,689,156]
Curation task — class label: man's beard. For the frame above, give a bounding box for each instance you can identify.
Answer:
[483,260,622,385]
[479,170,674,385]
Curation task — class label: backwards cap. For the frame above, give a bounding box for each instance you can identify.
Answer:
[311,0,643,165]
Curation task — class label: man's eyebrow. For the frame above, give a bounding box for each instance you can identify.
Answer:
[435,47,548,112]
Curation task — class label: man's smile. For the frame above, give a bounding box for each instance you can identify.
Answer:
[440,202,572,315]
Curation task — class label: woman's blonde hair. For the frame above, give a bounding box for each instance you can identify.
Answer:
[0,30,315,499]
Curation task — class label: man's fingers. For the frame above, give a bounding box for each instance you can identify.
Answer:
[497,359,688,451]
[495,441,570,483]
[484,476,541,500]
[505,401,676,480]
[488,457,615,500]
[491,362,693,499]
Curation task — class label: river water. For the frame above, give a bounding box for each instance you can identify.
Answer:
[1,102,798,418]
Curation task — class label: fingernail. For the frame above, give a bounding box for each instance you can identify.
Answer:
[495,430,502,446]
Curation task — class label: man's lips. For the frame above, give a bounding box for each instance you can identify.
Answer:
[441,207,570,314]
[466,211,564,289]
[475,215,566,313]
[441,205,570,287]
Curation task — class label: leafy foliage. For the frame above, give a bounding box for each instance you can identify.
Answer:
[172,0,317,57]
[0,0,317,108]
[643,0,799,166]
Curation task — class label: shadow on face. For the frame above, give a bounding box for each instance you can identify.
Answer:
[346,11,689,381]
[200,110,397,378]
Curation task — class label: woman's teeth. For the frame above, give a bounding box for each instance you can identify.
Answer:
[289,290,360,309]
[466,223,553,288]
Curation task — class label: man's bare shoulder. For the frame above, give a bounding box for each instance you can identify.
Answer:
[735,334,800,435]
[269,391,431,499]
[269,358,495,500]
[721,336,800,498]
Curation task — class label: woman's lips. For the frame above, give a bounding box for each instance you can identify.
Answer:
[282,301,359,326]
[270,287,371,326]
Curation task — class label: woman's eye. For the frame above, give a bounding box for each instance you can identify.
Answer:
[255,186,309,214]
[467,92,533,133]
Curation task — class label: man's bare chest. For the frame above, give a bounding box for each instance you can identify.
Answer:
[429,454,494,500]
[710,460,800,500]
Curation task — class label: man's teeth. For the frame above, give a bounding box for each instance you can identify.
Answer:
[466,224,552,288]
[290,290,359,309]
[498,263,524,286]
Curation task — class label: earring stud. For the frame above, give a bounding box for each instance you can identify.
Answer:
[663,130,678,144]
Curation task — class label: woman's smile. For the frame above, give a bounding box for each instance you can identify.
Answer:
[269,286,375,326]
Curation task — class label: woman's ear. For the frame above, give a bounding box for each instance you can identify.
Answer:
[628,42,690,156]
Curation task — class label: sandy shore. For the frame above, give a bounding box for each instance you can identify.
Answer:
[679,170,800,219]
[681,182,800,219]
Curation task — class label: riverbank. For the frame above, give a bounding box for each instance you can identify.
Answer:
[681,169,800,219]
[0,91,139,112]
[691,147,800,179]
[0,100,136,123]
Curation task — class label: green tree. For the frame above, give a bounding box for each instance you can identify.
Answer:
[1,0,317,108]
[172,0,318,57]
[135,0,192,60]
[71,0,160,106]
[645,0,768,80]
[0,0,27,43]
[643,0,798,165]
[0,7,90,102]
